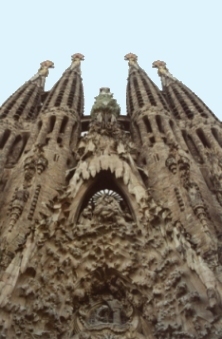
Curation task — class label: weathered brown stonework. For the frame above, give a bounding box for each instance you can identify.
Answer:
[0,54,222,338]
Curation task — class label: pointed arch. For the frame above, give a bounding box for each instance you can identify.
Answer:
[72,170,137,224]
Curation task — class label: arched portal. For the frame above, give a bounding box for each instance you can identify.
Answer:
[71,170,139,224]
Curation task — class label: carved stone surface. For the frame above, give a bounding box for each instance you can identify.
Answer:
[0,54,222,338]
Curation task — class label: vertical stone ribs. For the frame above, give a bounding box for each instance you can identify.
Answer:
[125,54,169,117]
[41,53,84,117]
[0,54,222,338]
[0,60,54,121]
[152,59,220,122]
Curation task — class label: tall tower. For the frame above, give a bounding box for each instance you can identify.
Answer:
[0,54,222,339]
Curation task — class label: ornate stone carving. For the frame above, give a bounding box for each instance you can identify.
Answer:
[174,187,185,211]
[38,60,54,77]
[9,188,29,230]
[28,184,41,220]
[124,53,139,69]
[24,155,36,182]
[1,56,222,338]
[165,153,177,174]
[70,53,85,70]
[36,154,48,174]
[23,147,48,185]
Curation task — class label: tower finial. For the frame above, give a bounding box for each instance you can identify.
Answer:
[37,60,54,77]
[124,53,139,69]
[29,60,54,85]
[70,53,84,70]
[152,60,175,86]
[152,60,169,76]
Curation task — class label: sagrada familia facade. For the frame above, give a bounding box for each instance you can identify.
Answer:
[0,53,222,338]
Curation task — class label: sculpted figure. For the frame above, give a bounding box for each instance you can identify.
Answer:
[93,195,127,227]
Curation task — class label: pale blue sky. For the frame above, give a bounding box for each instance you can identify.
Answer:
[1,1,221,118]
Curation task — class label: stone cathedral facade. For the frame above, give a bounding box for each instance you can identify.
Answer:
[0,52,222,339]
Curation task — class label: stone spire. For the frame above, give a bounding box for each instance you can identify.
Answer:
[153,60,218,121]
[42,53,84,116]
[125,53,169,116]
[0,60,54,120]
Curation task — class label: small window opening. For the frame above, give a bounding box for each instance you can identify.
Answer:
[0,129,11,149]
[182,130,203,163]
[59,116,69,134]
[57,137,63,146]
[150,136,155,146]
[38,120,43,132]
[211,128,222,148]
[156,115,164,133]
[48,116,56,133]
[143,116,152,133]
[196,128,211,148]
[69,123,76,146]
[134,122,143,145]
